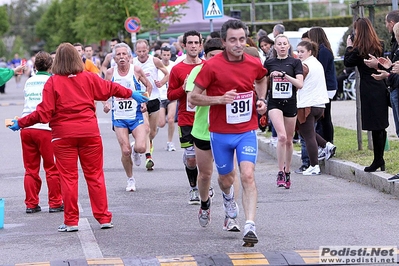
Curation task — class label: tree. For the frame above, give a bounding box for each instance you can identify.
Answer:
[0,5,10,36]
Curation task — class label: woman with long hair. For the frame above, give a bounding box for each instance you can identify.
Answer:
[264,34,303,189]
[308,27,337,144]
[296,41,334,175]
[344,18,389,172]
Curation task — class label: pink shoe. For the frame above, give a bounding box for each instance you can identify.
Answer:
[284,172,291,189]
[276,171,285,187]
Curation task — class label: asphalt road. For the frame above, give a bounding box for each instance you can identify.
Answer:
[0,76,398,265]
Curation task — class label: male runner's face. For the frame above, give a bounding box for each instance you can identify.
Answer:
[223,28,246,60]
[74,46,84,57]
[110,41,118,52]
[84,47,93,59]
[136,42,149,62]
[160,50,171,63]
[114,47,130,66]
[184,35,201,59]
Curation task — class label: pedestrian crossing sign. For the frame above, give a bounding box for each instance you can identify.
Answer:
[202,0,224,19]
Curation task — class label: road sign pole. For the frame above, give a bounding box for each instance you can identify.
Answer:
[210,19,213,32]
[131,32,137,53]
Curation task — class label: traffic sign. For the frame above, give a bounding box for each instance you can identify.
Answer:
[202,0,224,19]
[124,17,141,33]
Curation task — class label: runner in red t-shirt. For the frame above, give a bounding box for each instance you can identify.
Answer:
[190,20,267,247]
[167,30,204,205]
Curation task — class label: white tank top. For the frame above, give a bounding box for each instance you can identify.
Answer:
[158,60,175,100]
[111,64,139,120]
[22,73,51,130]
[133,55,159,100]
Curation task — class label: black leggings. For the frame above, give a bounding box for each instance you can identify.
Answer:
[298,107,328,166]
[316,99,334,143]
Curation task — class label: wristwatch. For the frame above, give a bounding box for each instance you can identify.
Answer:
[258,98,267,104]
[281,71,286,78]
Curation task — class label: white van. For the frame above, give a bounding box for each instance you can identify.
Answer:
[299,27,348,57]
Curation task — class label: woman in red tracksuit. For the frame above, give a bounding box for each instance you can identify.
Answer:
[9,43,148,232]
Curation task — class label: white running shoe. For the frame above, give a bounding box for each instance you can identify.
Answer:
[198,208,211,227]
[126,177,136,192]
[209,186,215,199]
[188,188,200,205]
[242,222,258,247]
[325,142,336,161]
[318,147,326,160]
[130,142,141,166]
[166,142,176,151]
[223,192,239,219]
[302,165,321,176]
[223,216,240,232]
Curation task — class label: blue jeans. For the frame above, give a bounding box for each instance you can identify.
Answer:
[390,89,399,138]
[299,134,309,167]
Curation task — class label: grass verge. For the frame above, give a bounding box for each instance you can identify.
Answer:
[262,126,398,175]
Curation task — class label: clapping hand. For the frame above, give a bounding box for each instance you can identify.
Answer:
[364,54,379,69]
[371,69,390,80]
[377,57,392,70]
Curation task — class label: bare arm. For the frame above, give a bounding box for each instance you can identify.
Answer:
[154,57,169,88]
[189,85,238,106]
[101,54,112,77]
[254,76,267,115]
[135,66,152,95]
[102,67,114,113]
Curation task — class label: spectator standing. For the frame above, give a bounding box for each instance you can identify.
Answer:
[296,41,335,175]
[308,27,338,143]
[344,18,389,173]
[17,51,63,214]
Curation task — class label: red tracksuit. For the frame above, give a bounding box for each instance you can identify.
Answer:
[18,71,132,226]
[21,128,62,209]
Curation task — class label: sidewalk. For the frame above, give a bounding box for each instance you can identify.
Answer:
[258,99,399,198]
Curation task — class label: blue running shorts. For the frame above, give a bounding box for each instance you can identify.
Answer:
[112,115,144,134]
[210,130,258,175]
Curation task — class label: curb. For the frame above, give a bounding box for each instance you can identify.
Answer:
[7,250,321,266]
[257,134,399,198]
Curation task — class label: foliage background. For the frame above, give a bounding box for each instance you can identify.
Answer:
[0,0,395,62]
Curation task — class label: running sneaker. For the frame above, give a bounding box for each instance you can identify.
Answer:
[284,172,291,189]
[242,222,258,247]
[302,165,321,176]
[126,177,136,192]
[276,171,285,187]
[318,147,326,160]
[131,142,141,167]
[166,142,176,151]
[189,188,200,205]
[325,142,336,161]
[223,216,240,232]
[294,165,308,174]
[209,186,215,199]
[198,208,211,227]
[223,193,238,219]
[58,224,78,232]
[388,174,399,182]
[145,158,154,171]
[150,140,154,154]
